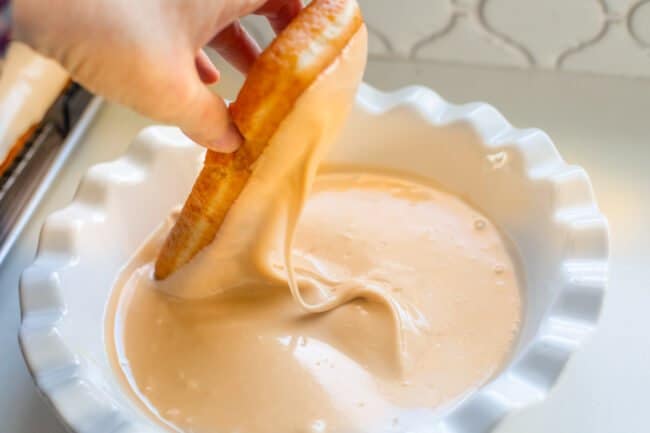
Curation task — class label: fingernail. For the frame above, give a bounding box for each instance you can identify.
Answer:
[206,123,243,153]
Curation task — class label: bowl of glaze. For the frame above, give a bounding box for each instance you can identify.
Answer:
[19,83,608,433]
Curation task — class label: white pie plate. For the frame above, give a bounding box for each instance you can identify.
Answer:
[19,83,608,433]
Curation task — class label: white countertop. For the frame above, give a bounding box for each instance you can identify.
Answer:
[1,59,648,433]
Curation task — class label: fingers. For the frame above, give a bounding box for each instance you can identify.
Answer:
[206,0,302,75]
[255,0,303,34]
[195,49,220,84]
[187,120,243,154]
[208,21,261,74]
[173,68,243,153]
[173,0,303,152]
[182,93,243,153]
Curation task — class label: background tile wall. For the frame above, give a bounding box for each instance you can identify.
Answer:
[244,0,650,78]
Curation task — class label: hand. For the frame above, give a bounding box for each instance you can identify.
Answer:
[13,0,303,152]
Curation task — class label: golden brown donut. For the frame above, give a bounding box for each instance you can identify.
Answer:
[154,0,364,279]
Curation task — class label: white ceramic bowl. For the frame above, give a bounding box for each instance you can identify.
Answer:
[19,84,608,433]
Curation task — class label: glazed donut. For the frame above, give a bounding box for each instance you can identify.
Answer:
[0,42,69,176]
[155,0,364,279]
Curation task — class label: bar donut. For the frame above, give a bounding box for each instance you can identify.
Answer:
[155,0,365,279]
[0,42,69,176]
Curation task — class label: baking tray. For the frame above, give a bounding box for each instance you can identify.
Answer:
[0,84,103,264]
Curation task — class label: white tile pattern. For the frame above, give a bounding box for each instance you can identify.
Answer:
[243,0,650,78]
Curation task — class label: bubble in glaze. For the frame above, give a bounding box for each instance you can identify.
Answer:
[486,151,508,169]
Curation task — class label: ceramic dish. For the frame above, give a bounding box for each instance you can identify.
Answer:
[19,83,608,433]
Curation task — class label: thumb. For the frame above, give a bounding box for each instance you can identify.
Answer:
[172,70,243,153]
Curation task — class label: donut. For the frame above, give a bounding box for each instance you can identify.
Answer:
[0,42,69,177]
[155,0,364,279]
[0,124,37,174]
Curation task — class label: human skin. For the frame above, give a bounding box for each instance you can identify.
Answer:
[12,0,303,152]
